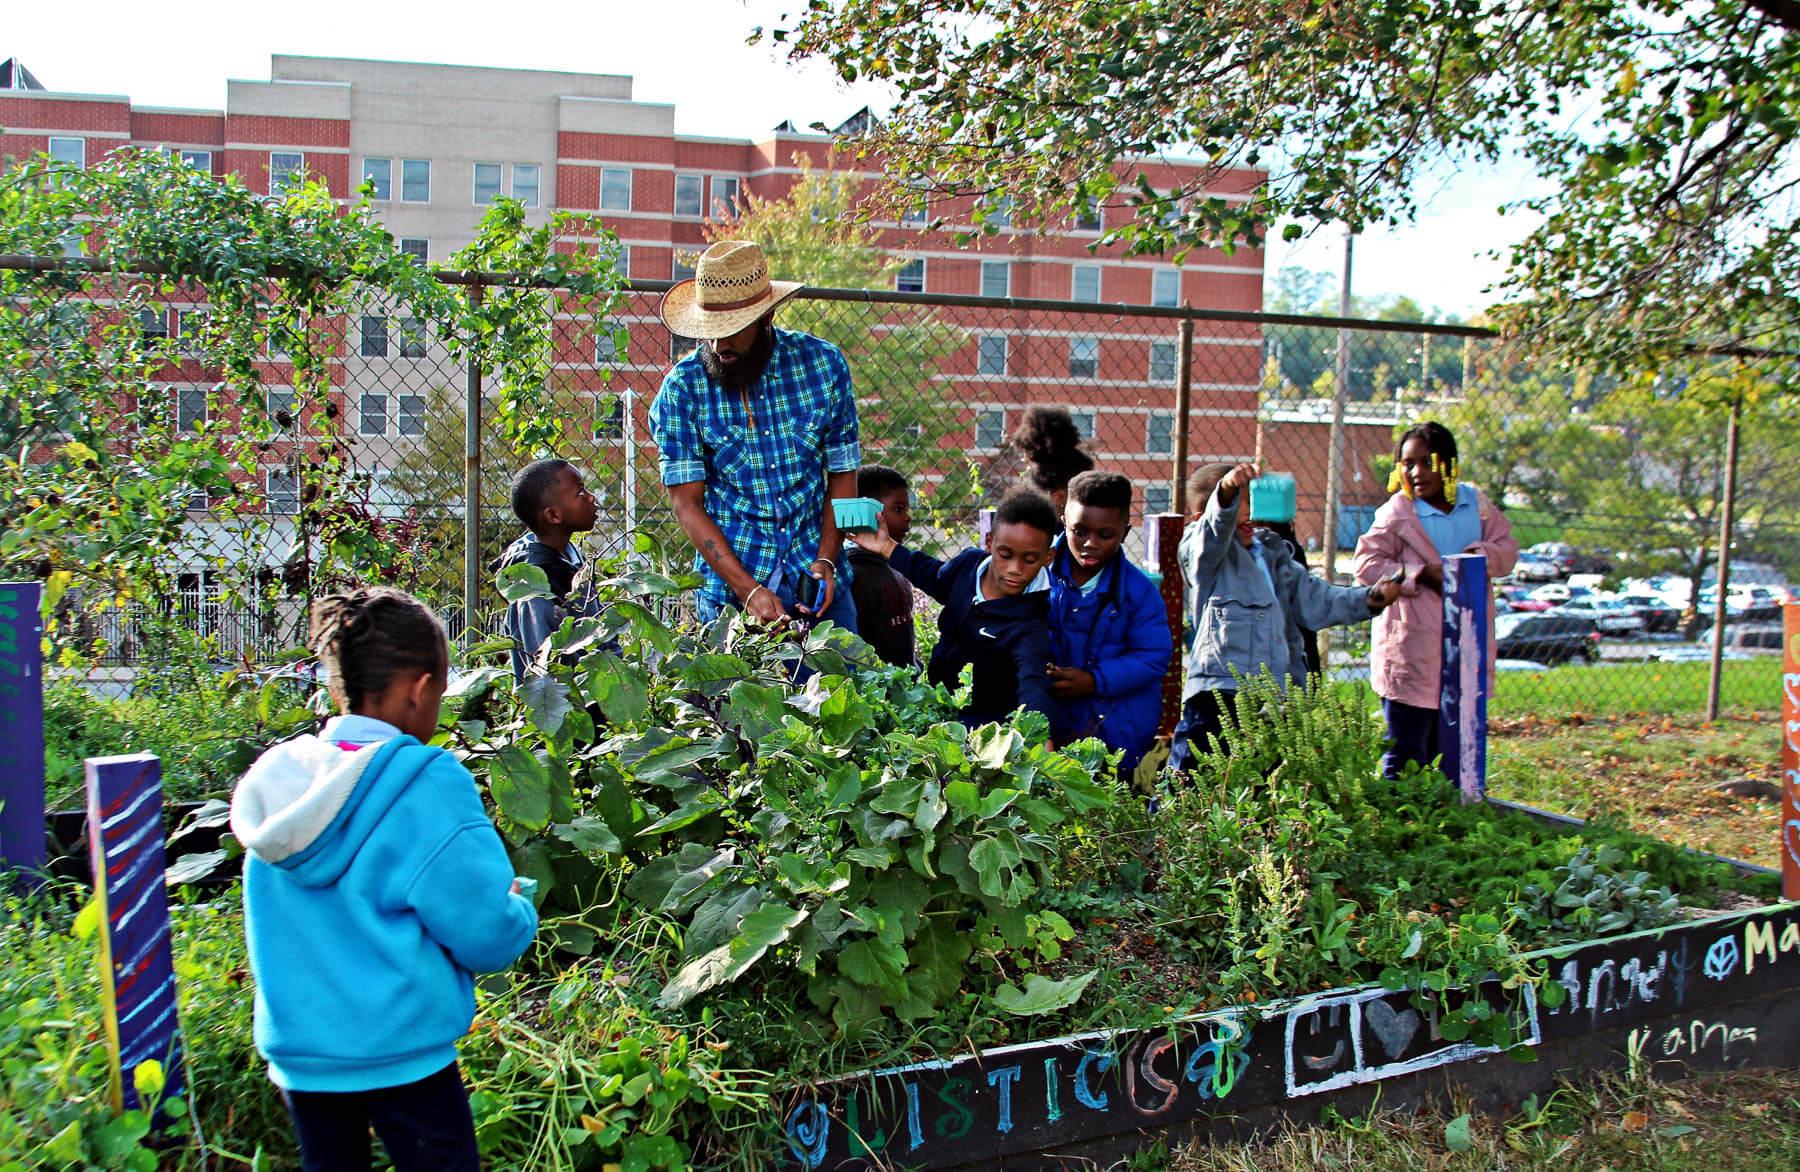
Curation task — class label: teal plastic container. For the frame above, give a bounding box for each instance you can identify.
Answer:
[832,496,884,533]
[1249,473,1297,523]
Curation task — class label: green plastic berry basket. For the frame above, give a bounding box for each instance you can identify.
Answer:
[831,496,884,533]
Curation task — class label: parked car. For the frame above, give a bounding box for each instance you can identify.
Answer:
[1615,592,1682,633]
[1493,611,1603,665]
[1726,623,1785,651]
[1500,586,1555,613]
[1528,583,1599,607]
[1513,553,1562,582]
[1582,598,1647,637]
[1527,542,1576,575]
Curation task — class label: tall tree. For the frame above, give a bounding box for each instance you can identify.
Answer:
[765,1,1800,365]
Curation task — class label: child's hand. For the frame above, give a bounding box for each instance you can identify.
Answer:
[1416,563,1444,592]
[845,513,897,560]
[1217,462,1259,506]
[1366,578,1403,612]
[1048,665,1098,699]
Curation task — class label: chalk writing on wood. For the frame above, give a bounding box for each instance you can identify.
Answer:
[0,582,46,882]
[1282,983,1540,1097]
[1438,553,1488,802]
[85,753,186,1125]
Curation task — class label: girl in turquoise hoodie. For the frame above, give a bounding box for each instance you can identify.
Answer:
[230,588,537,1171]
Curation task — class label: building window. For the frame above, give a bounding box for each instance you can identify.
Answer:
[177,309,209,357]
[900,181,929,227]
[674,173,704,217]
[363,157,392,200]
[600,168,632,212]
[977,334,1008,376]
[710,176,740,218]
[59,232,84,259]
[1075,200,1103,231]
[359,392,388,436]
[895,258,925,294]
[669,333,697,362]
[179,149,212,172]
[1070,410,1095,440]
[360,315,389,359]
[596,327,623,364]
[49,137,86,168]
[596,394,624,441]
[402,159,431,203]
[1071,265,1101,303]
[397,393,427,437]
[267,469,299,516]
[1145,485,1172,517]
[512,163,540,208]
[1069,337,1099,378]
[980,260,1011,299]
[1152,268,1181,308]
[671,250,697,280]
[1147,412,1173,455]
[974,408,1005,450]
[176,386,207,433]
[618,245,632,278]
[1149,340,1178,382]
[138,307,170,345]
[399,238,429,264]
[267,388,295,430]
[398,317,428,359]
[269,152,304,196]
[473,162,501,206]
[980,195,1013,227]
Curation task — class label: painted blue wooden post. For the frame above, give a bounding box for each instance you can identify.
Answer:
[0,582,46,886]
[1438,553,1489,802]
[85,752,187,1124]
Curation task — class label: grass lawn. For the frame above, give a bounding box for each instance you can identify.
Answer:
[1487,713,1784,868]
[1166,1068,1800,1171]
[1488,657,1785,721]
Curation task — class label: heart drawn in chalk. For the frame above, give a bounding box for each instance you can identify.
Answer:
[1785,820,1800,870]
[1363,998,1421,1059]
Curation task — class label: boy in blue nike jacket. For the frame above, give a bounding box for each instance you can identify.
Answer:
[231,588,537,1171]
[847,488,1059,727]
[1046,471,1174,776]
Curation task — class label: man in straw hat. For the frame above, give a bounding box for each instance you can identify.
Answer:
[650,239,861,629]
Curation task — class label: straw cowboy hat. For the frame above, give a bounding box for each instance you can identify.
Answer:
[659,240,804,340]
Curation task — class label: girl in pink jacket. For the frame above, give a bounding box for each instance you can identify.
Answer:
[1354,422,1518,777]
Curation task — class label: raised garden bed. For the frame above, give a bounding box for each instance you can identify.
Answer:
[779,901,1800,1168]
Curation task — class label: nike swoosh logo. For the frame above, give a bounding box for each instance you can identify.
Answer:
[979,627,995,638]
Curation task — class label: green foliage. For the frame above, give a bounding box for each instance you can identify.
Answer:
[766,1,1800,366]
[1519,846,1681,944]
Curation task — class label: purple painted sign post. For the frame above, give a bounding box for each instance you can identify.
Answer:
[0,582,46,885]
[86,752,187,1123]
[1438,553,1489,802]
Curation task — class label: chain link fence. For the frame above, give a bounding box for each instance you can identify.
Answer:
[9,260,1797,719]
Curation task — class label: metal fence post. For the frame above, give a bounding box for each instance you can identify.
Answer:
[1782,602,1798,900]
[1171,316,1194,516]
[462,282,484,647]
[1706,394,1742,722]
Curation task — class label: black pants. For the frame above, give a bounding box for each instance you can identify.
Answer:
[1381,698,1440,779]
[283,1062,480,1172]
[1168,689,1237,772]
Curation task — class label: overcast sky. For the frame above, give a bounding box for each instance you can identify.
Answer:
[10,0,1547,318]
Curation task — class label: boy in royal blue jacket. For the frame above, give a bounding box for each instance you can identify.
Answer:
[1046,471,1175,776]
[847,488,1058,727]
[231,589,536,1171]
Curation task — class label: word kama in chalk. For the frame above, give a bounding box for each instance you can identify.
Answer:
[1628,1019,1759,1065]
[784,1020,1251,1169]
[1282,985,1540,1098]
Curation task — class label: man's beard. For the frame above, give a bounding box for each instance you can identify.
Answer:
[700,322,774,391]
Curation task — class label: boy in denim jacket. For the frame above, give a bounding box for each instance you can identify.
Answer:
[1172,462,1400,769]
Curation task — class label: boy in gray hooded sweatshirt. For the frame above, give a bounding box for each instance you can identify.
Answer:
[1171,462,1401,771]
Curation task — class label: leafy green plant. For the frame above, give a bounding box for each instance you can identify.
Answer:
[1519,846,1681,943]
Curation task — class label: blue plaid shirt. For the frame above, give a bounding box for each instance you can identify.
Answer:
[650,328,861,606]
